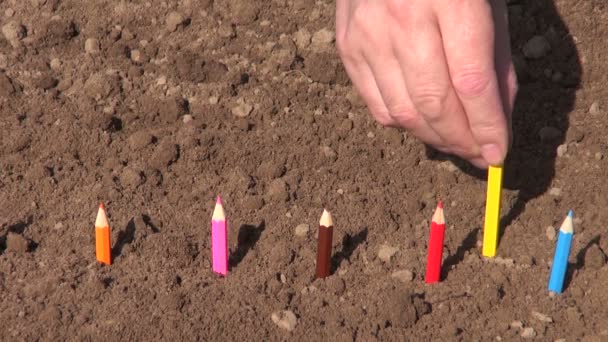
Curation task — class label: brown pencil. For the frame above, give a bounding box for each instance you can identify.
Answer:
[315,209,334,279]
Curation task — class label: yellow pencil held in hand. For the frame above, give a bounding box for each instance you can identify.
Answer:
[483,165,503,257]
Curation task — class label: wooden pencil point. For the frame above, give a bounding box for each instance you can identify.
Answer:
[212,198,226,221]
[320,209,333,227]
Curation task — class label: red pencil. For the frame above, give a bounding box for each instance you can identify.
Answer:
[425,201,445,284]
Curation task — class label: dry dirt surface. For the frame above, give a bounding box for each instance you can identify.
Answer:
[1,0,607,340]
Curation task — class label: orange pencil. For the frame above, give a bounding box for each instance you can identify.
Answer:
[95,203,112,265]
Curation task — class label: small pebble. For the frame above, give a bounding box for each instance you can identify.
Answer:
[231,100,253,118]
[546,226,556,241]
[531,311,553,323]
[595,152,603,160]
[166,11,187,32]
[589,101,601,115]
[5,8,14,17]
[294,224,310,237]
[182,114,193,124]
[548,187,561,197]
[556,144,568,157]
[280,274,287,284]
[50,58,61,71]
[311,28,335,46]
[522,35,551,59]
[271,310,297,332]
[320,146,337,161]
[367,131,375,139]
[85,38,100,54]
[2,21,26,44]
[378,244,399,263]
[521,327,536,339]
[130,49,143,63]
[6,232,29,253]
[510,321,523,329]
[391,270,414,283]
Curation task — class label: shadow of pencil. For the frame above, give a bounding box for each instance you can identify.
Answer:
[441,228,480,280]
[563,235,601,291]
[111,218,136,260]
[229,221,265,268]
[331,227,368,273]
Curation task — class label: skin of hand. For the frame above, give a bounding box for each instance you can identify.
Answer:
[336,0,518,169]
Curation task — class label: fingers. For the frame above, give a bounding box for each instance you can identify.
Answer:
[391,5,480,160]
[436,0,509,166]
[492,0,518,147]
[361,48,445,146]
[337,1,396,127]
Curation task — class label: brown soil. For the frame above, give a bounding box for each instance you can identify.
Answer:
[1,0,607,340]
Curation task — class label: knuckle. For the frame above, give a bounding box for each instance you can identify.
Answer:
[410,86,448,121]
[369,108,394,127]
[452,68,492,98]
[390,107,420,128]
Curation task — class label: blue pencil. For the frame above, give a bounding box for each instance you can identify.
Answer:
[548,210,574,293]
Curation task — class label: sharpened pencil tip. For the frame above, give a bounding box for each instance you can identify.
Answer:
[567,210,573,218]
[212,198,225,220]
[99,202,105,210]
[320,209,333,227]
[437,201,443,209]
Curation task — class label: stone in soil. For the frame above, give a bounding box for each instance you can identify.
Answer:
[294,224,309,237]
[391,270,414,283]
[589,101,601,115]
[583,244,606,270]
[271,310,297,332]
[378,244,399,262]
[520,327,536,339]
[266,178,289,203]
[232,99,253,118]
[6,232,29,253]
[166,11,188,32]
[85,38,100,54]
[546,226,556,241]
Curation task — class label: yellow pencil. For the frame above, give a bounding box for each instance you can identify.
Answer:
[482,165,503,257]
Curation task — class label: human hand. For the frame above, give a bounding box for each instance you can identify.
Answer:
[336,0,517,168]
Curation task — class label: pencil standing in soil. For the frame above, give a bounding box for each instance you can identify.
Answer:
[211,196,228,276]
[548,210,574,294]
[425,201,445,284]
[95,203,112,265]
[483,165,503,257]
[316,209,334,279]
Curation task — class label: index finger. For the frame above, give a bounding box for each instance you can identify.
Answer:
[435,0,508,166]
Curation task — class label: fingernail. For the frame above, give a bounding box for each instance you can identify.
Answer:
[480,144,504,166]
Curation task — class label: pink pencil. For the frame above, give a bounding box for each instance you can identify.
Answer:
[211,196,228,276]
